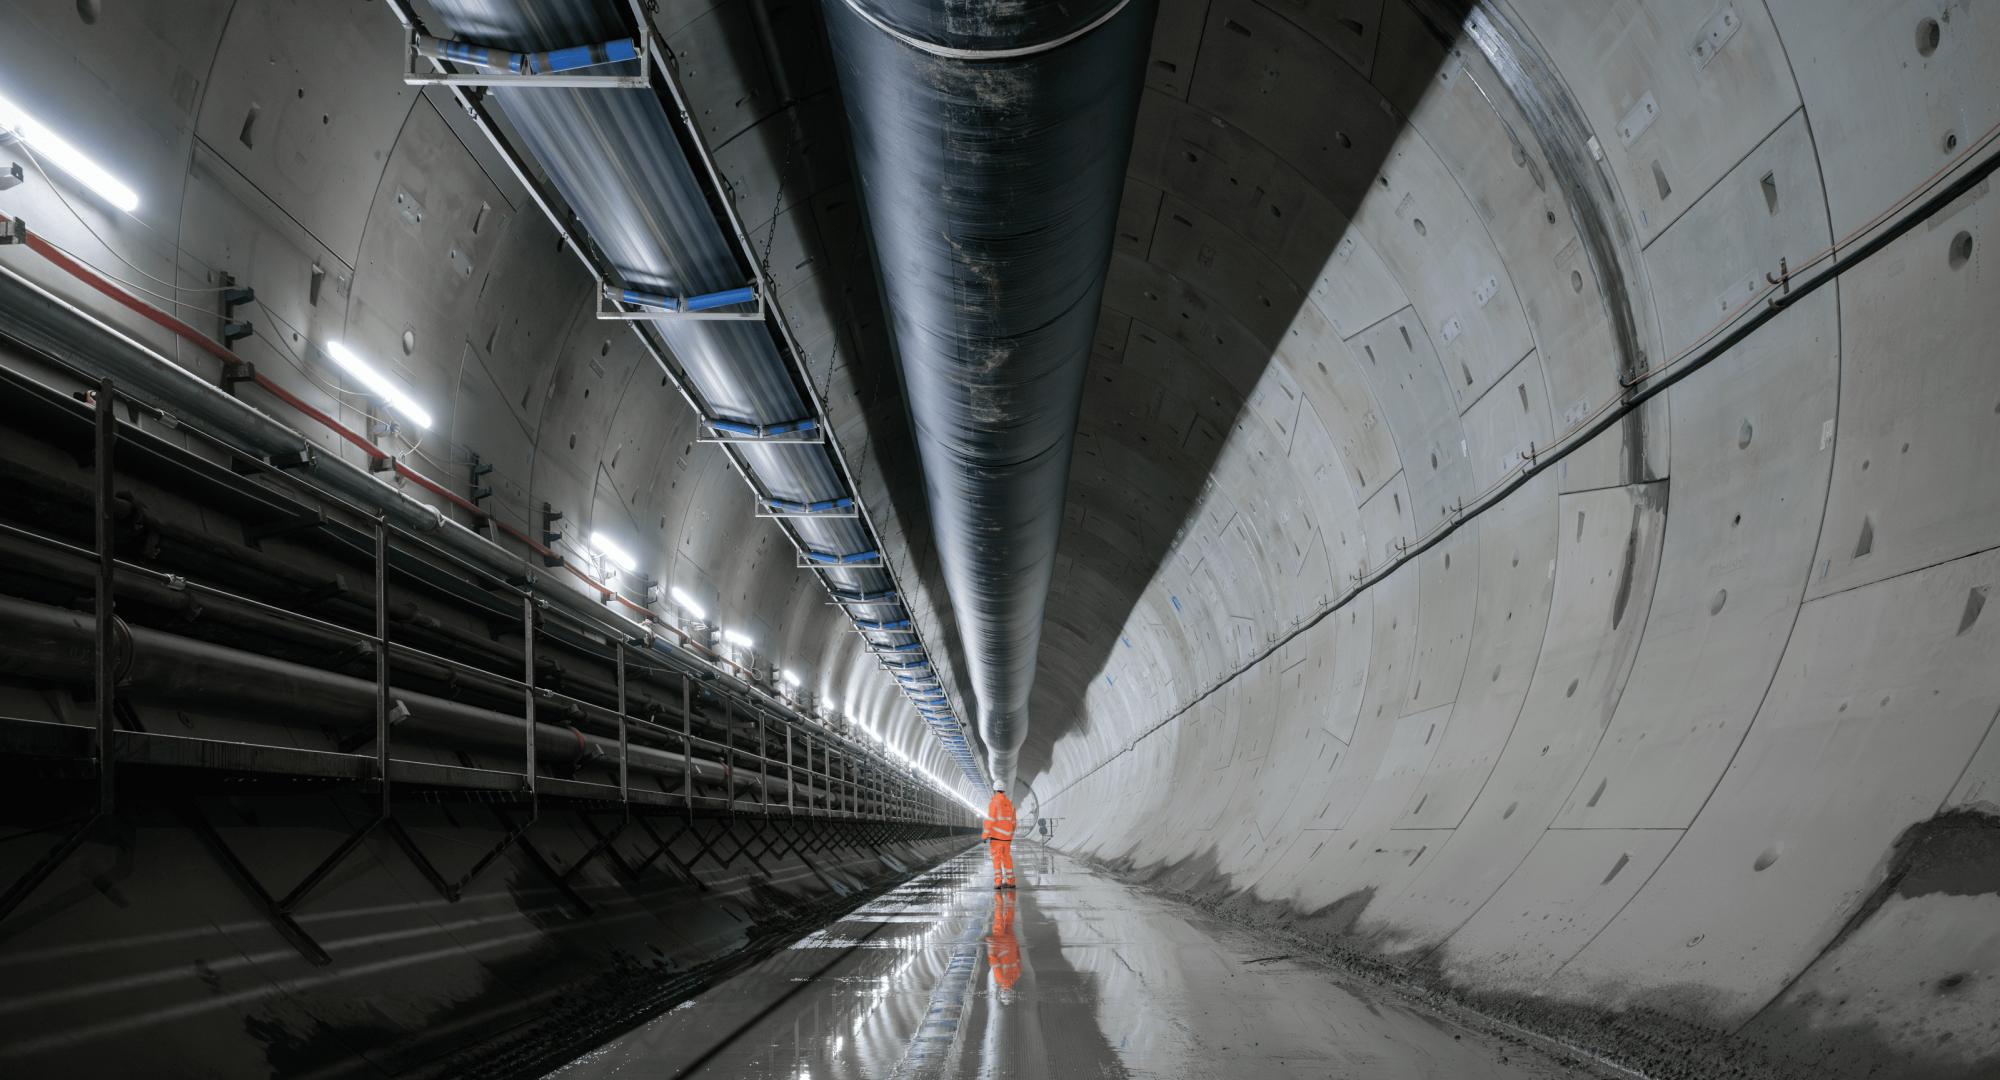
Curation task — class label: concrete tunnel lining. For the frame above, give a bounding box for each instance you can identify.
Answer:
[0,0,1995,1076]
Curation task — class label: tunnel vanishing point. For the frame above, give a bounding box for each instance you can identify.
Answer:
[0,0,1996,1077]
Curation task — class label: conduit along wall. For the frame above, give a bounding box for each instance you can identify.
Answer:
[0,275,972,1080]
[822,0,1157,785]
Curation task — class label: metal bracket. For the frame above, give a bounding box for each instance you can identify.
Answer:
[697,432,825,445]
[539,503,565,568]
[596,281,766,322]
[219,273,256,346]
[756,496,859,520]
[220,359,257,390]
[799,552,885,570]
[401,5,657,90]
[694,416,824,446]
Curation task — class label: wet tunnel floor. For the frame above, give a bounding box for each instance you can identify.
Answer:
[546,847,1599,1079]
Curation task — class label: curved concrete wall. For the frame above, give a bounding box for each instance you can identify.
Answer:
[3,0,1997,1075]
[1034,0,1999,1075]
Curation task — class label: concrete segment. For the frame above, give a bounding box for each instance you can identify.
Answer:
[0,0,1996,1075]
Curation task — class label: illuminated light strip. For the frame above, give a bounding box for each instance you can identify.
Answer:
[0,92,140,212]
[668,585,707,621]
[324,341,434,429]
[588,531,638,573]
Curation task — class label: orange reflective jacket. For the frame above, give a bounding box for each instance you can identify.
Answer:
[983,790,1016,841]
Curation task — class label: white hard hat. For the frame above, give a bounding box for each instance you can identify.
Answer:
[994,783,1005,791]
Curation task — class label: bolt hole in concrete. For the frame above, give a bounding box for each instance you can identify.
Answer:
[1754,845,1781,872]
[401,328,416,355]
[1949,230,1974,269]
[1571,268,1584,293]
[1944,130,1960,153]
[1710,588,1728,615]
[1917,16,1942,56]
[75,0,99,24]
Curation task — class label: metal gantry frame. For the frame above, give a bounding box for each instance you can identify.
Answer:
[0,370,971,950]
[380,0,987,787]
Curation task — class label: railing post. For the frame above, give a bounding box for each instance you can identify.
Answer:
[93,377,116,816]
[374,518,391,817]
[785,724,795,814]
[522,594,536,802]
[723,697,735,817]
[616,640,629,814]
[681,673,692,821]
[757,711,768,816]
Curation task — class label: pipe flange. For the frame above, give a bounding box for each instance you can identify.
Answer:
[836,0,1135,60]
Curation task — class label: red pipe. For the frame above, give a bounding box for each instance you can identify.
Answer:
[4,212,714,658]
[1,214,239,368]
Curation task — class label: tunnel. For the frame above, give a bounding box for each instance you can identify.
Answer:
[0,0,1994,1077]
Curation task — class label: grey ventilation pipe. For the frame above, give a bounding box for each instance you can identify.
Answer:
[0,594,822,802]
[821,0,1155,786]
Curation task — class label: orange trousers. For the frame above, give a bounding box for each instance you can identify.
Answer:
[988,839,1014,884]
[988,890,1020,991]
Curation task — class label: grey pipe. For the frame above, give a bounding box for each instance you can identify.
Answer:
[0,244,964,812]
[0,527,697,736]
[0,266,885,767]
[822,0,1155,785]
[0,594,833,801]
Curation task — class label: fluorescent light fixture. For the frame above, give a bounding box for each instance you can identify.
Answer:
[668,586,707,621]
[588,531,638,574]
[0,92,139,213]
[324,341,433,429]
[780,668,800,687]
[722,627,753,648]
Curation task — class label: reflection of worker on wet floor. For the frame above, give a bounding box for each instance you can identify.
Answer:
[987,888,1020,1004]
[984,785,1016,890]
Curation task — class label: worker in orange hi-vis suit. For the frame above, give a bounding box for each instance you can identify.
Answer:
[983,784,1017,889]
[987,887,1020,1003]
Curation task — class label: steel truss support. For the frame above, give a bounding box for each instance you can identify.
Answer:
[183,801,383,967]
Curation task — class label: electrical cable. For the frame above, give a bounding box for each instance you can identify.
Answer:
[10,141,234,294]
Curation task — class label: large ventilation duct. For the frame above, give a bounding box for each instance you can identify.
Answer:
[822,0,1155,786]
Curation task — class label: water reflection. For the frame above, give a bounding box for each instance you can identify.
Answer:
[986,890,1020,1004]
[547,847,1132,1079]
